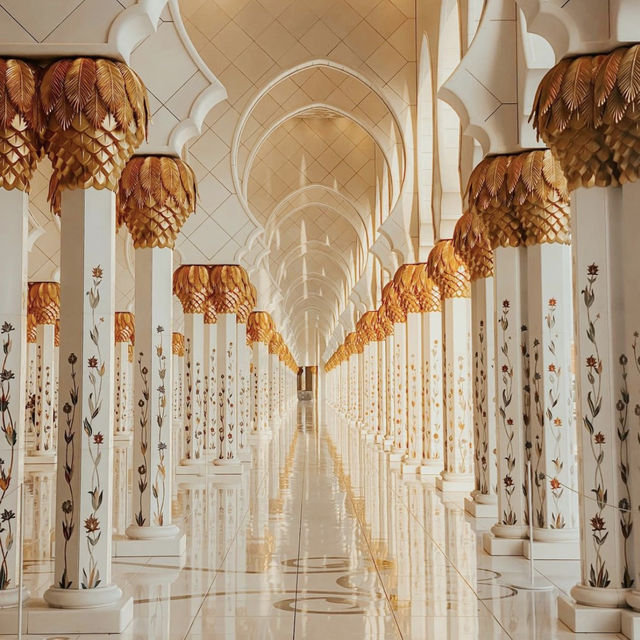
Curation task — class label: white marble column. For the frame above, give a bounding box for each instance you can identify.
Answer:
[420,307,444,475]
[25,315,37,442]
[210,263,251,472]
[428,240,474,493]
[28,282,60,458]
[404,310,423,473]
[113,312,134,436]
[173,265,211,470]
[171,333,184,465]
[47,187,121,608]
[247,312,274,436]
[0,187,30,607]
[203,304,217,462]
[268,334,281,426]
[527,242,577,551]
[486,247,529,549]
[467,276,497,515]
[126,245,181,549]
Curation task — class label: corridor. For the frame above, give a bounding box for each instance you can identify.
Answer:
[14,402,611,639]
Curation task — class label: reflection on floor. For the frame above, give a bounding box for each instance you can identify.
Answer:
[11,401,624,639]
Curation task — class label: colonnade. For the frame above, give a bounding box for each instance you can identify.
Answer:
[0,55,297,633]
[325,36,640,636]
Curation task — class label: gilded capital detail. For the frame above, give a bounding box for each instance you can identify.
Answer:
[381,281,406,324]
[114,311,135,344]
[466,150,570,248]
[247,311,275,345]
[532,44,640,189]
[427,240,471,299]
[27,312,37,344]
[119,155,197,249]
[172,332,185,357]
[0,58,43,192]
[40,57,149,212]
[173,265,212,314]
[27,281,60,325]
[209,264,251,315]
[452,212,494,281]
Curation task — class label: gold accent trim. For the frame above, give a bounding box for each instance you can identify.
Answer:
[381,280,405,324]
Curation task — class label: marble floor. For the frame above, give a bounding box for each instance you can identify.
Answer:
[4,402,625,639]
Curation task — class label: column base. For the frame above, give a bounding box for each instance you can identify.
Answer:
[176,460,206,475]
[464,497,497,518]
[557,595,622,633]
[44,583,123,609]
[364,432,375,442]
[383,437,394,452]
[374,434,383,444]
[482,532,524,556]
[28,595,132,634]
[212,459,244,474]
[402,461,419,475]
[24,452,56,466]
[435,473,474,493]
[114,525,186,557]
[418,460,442,475]
[523,539,580,560]
[388,450,404,463]
[0,586,29,609]
[622,610,640,639]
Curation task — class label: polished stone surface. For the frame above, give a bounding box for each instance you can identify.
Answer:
[2,402,624,638]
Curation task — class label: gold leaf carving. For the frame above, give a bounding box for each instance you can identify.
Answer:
[27,281,60,325]
[173,265,212,314]
[426,240,470,299]
[119,155,197,248]
[452,212,494,281]
[172,332,185,357]
[114,311,135,344]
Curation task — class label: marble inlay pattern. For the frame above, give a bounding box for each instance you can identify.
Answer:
[8,401,616,639]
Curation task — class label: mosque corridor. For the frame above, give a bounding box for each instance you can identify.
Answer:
[12,401,617,640]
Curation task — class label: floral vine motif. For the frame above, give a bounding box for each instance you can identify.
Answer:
[58,352,78,589]
[0,322,17,591]
[82,266,106,590]
[617,347,633,588]
[546,299,564,529]
[184,338,193,453]
[582,264,609,588]
[153,326,167,526]
[134,353,149,527]
[456,352,472,474]
[193,361,203,458]
[521,323,531,526]
[474,320,489,494]
[532,337,546,528]
[431,341,442,458]
[209,349,217,457]
[498,301,517,526]
[225,341,235,458]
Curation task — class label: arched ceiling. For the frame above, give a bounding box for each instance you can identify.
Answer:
[180,0,415,365]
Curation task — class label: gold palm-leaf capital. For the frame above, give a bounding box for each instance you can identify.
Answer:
[41,57,149,212]
[27,281,60,325]
[173,264,212,314]
[247,311,274,345]
[452,212,494,280]
[114,311,135,344]
[0,58,44,192]
[119,155,197,249]
[172,332,185,357]
[209,264,251,315]
[426,240,470,299]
